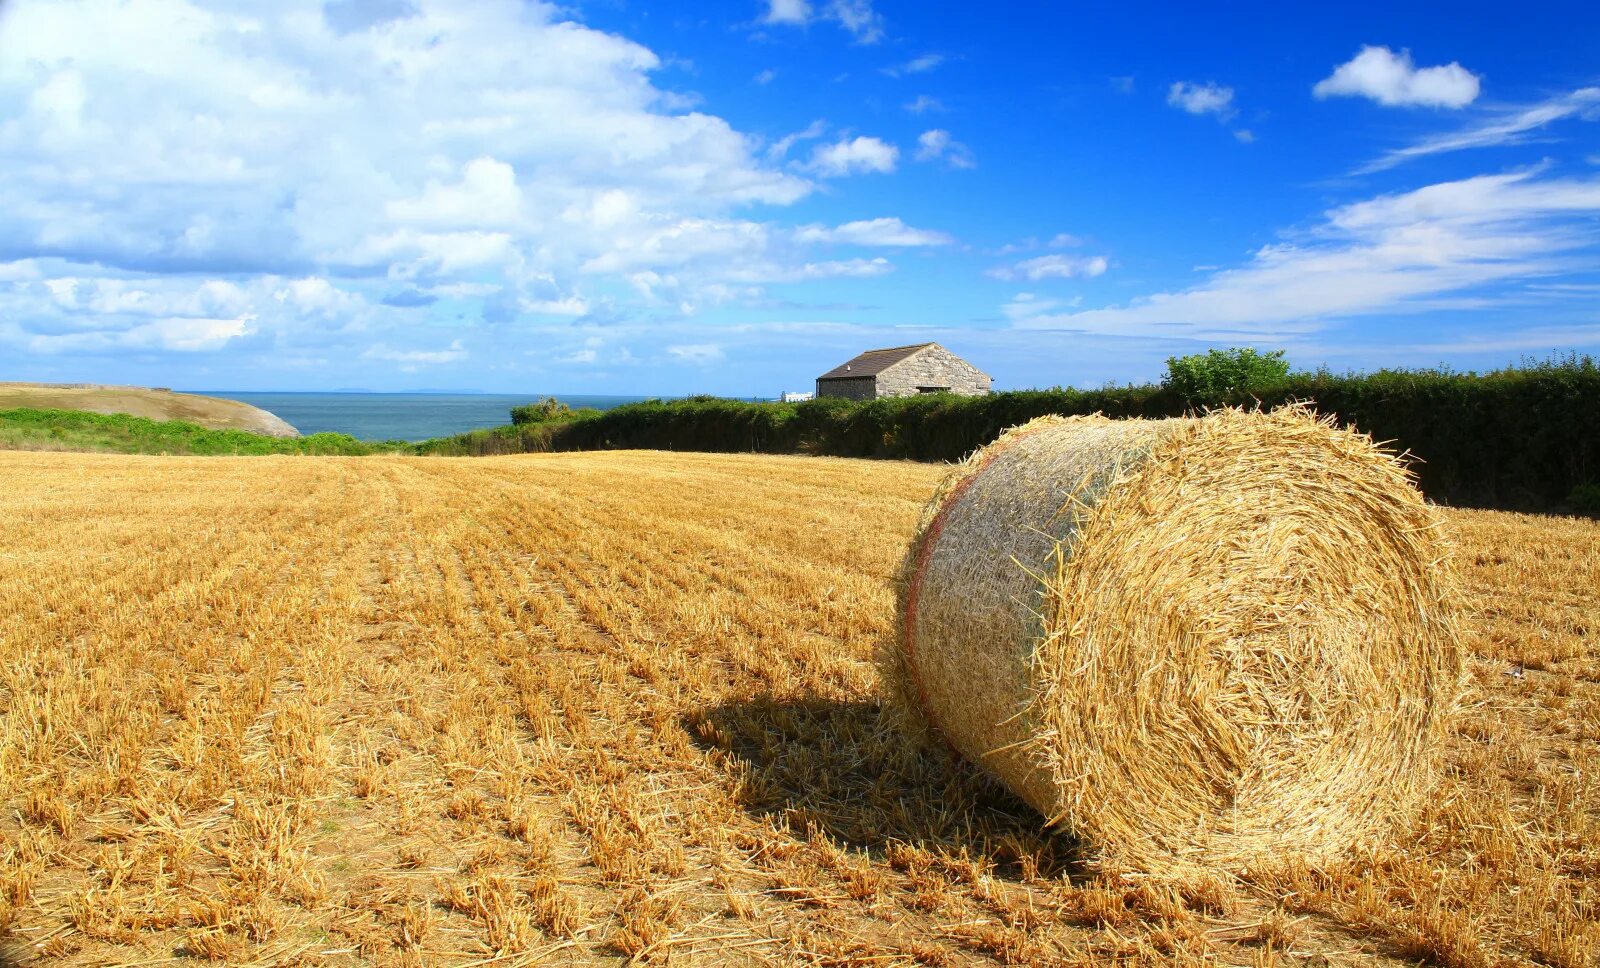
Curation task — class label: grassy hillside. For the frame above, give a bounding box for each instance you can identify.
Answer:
[0,383,299,436]
[0,408,404,456]
[0,449,1594,965]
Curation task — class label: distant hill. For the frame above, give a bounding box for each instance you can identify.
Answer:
[0,383,299,437]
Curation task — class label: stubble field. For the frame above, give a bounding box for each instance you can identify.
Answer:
[0,449,1595,966]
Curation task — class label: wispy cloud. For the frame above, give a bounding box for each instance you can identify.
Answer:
[914,129,975,169]
[904,95,944,115]
[363,339,467,366]
[1357,87,1600,173]
[767,119,828,160]
[762,0,883,43]
[762,0,811,25]
[1002,168,1600,340]
[1314,46,1480,109]
[883,53,944,77]
[795,217,952,246]
[667,343,725,365]
[988,254,1109,281]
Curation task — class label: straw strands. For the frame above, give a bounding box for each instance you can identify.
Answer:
[895,407,1464,874]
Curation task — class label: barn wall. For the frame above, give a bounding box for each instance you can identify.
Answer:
[816,376,878,400]
[877,346,992,398]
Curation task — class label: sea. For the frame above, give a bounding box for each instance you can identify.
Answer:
[193,391,658,442]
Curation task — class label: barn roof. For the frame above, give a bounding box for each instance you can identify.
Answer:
[816,343,936,380]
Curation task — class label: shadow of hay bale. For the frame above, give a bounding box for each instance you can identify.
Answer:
[684,694,1083,882]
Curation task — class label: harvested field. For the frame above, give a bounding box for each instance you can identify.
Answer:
[0,449,1595,966]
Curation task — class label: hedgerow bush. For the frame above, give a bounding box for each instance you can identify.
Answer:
[541,355,1599,508]
[510,397,595,424]
[1164,348,1290,402]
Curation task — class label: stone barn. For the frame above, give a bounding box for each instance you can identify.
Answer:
[814,343,991,401]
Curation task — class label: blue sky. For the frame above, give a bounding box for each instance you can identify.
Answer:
[1,0,1597,394]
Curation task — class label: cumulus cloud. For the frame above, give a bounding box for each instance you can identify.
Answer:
[1002,168,1600,340]
[1167,81,1236,118]
[794,217,952,246]
[0,0,935,371]
[988,254,1109,281]
[914,129,975,169]
[5,270,385,356]
[1314,46,1480,109]
[807,136,899,176]
[1357,87,1600,173]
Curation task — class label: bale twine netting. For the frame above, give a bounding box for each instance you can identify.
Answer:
[891,407,1463,874]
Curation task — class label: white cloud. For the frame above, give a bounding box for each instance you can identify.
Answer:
[1167,81,1235,119]
[904,95,943,115]
[386,157,523,229]
[988,254,1109,281]
[1358,87,1600,173]
[794,217,952,246]
[760,0,883,42]
[807,136,898,176]
[754,68,777,85]
[0,0,936,367]
[1003,168,1600,340]
[733,257,893,282]
[767,119,827,160]
[139,317,255,352]
[521,295,590,317]
[363,340,468,365]
[667,343,725,365]
[0,260,42,283]
[1314,46,1480,109]
[763,0,811,25]
[826,0,884,43]
[914,129,975,169]
[25,315,256,354]
[883,53,943,77]
[1234,129,1256,144]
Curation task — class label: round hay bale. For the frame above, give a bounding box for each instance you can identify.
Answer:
[891,407,1462,874]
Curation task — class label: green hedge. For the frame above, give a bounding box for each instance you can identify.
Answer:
[547,356,1599,509]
